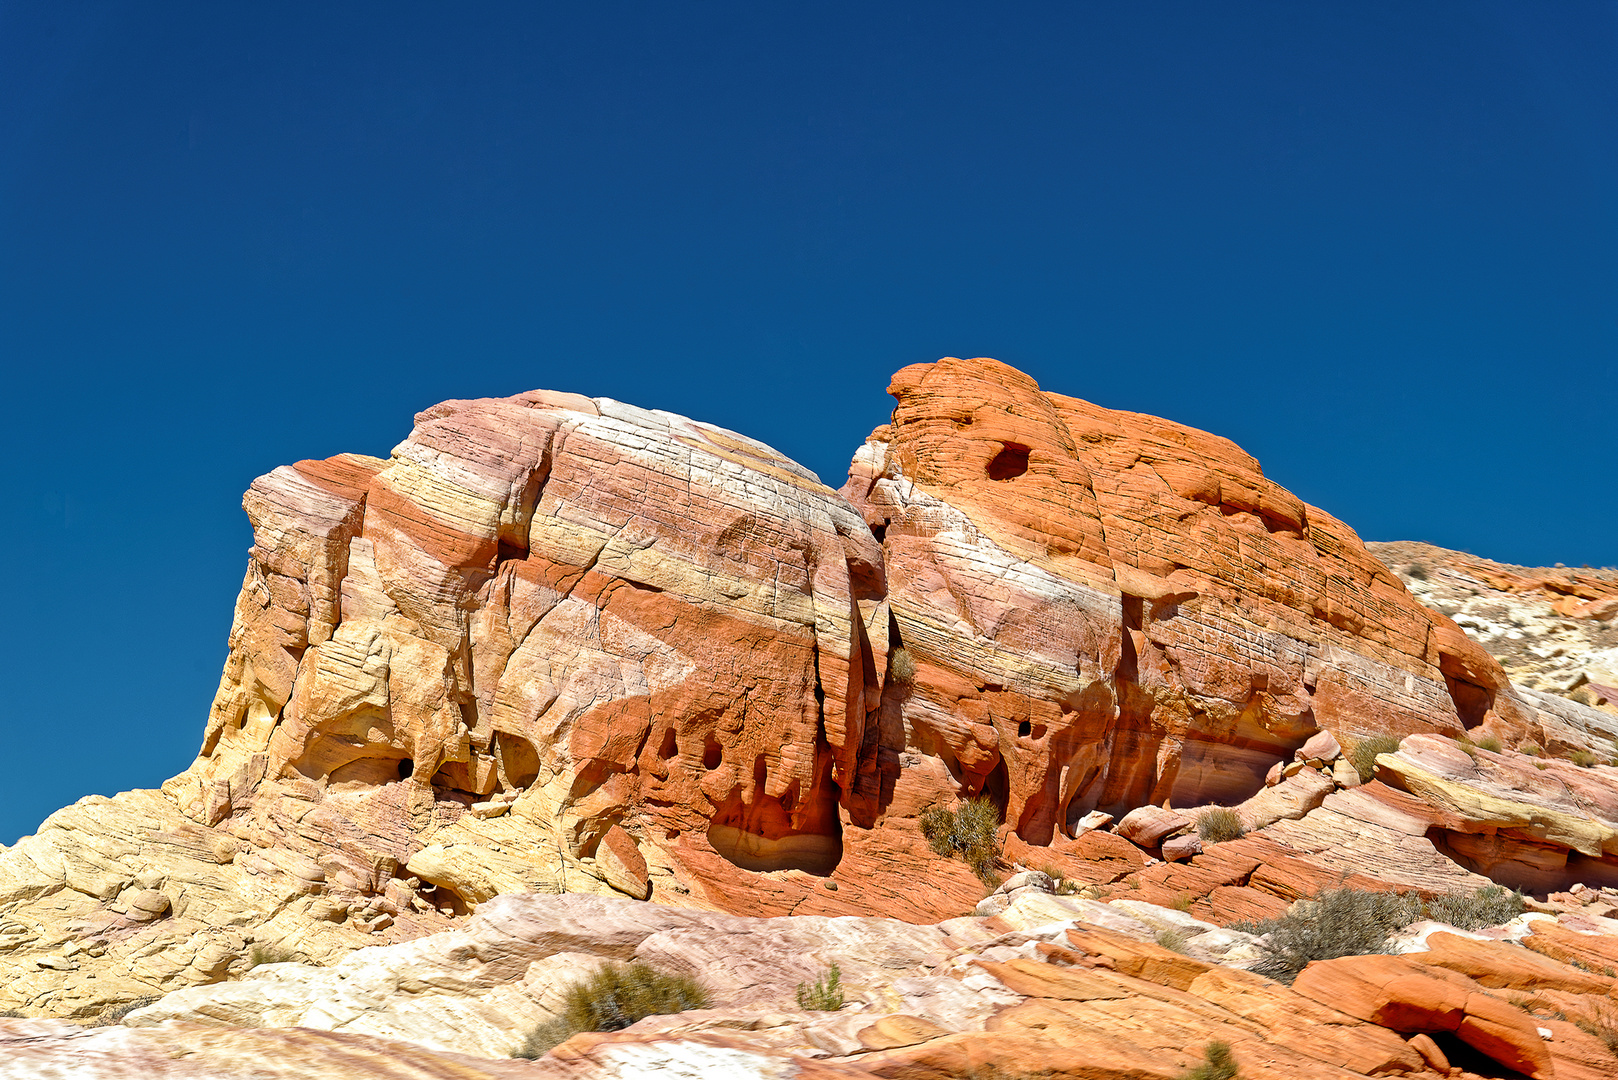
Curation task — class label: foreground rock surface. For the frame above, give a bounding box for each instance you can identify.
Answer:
[6,890,1618,1080]
[2,357,1615,1022]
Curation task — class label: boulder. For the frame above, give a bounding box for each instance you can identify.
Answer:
[1115,807,1192,849]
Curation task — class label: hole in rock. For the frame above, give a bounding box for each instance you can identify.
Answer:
[986,443,1030,481]
[396,758,414,780]
[328,756,410,789]
[980,757,1010,821]
[658,728,679,760]
[707,796,843,876]
[703,736,724,771]
[1442,671,1493,730]
[870,521,888,543]
[1423,1031,1531,1079]
[1017,719,1032,738]
[496,733,540,790]
[706,754,844,876]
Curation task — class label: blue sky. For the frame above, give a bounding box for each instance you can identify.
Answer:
[1,2,1614,843]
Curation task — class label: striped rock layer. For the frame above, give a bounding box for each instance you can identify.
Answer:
[167,358,1540,916]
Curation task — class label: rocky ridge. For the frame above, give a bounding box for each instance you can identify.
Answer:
[1,357,1617,1077]
[1371,541,1618,712]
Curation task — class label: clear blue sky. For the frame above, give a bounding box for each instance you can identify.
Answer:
[2,2,1614,843]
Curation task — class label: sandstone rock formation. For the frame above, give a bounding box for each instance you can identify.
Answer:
[2,356,1614,1024]
[8,889,1618,1080]
[1372,540,1618,709]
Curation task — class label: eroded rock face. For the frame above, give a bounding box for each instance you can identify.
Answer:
[1,356,1572,1017]
[169,391,889,901]
[841,358,1525,842]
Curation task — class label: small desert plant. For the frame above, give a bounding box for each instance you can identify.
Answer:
[513,961,709,1059]
[1239,884,1523,985]
[796,964,844,1011]
[1510,994,1552,1013]
[1198,807,1246,844]
[1473,735,1502,753]
[1350,735,1400,783]
[1521,742,1543,757]
[245,942,301,969]
[1570,749,1599,768]
[889,647,917,685]
[1423,883,1525,930]
[1575,1002,1618,1060]
[1239,887,1422,984]
[1405,563,1429,581]
[0,1009,22,1018]
[920,798,1002,884]
[1175,1040,1238,1080]
[92,995,158,1027]
[1155,927,1193,954]
[1172,892,1195,912]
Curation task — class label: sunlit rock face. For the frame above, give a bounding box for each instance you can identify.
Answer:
[172,389,886,909]
[841,357,1521,840]
[159,356,1523,921]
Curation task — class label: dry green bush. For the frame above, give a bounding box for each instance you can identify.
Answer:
[1175,1040,1238,1080]
[920,798,1002,884]
[1570,748,1599,768]
[1473,735,1502,753]
[0,1009,23,1018]
[889,647,917,684]
[1424,884,1525,930]
[243,942,303,970]
[1350,735,1400,783]
[1155,927,1192,953]
[796,964,844,1011]
[513,961,710,1059]
[1198,807,1246,844]
[1576,1002,1618,1060]
[1236,884,1524,985]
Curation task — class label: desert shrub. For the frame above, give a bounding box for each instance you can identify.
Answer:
[1405,563,1429,581]
[1175,1040,1238,1080]
[92,995,158,1027]
[513,961,709,1059]
[796,964,844,1011]
[0,1009,22,1018]
[1198,807,1246,844]
[1473,735,1502,753]
[1576,1002,1618,1060]
[919,798,1002,884]
[1155,927,1192,953]
[1239,887,1422,984]
[1240,884,1524,985]
[1350,735,1401,783]
[1521,742,1543,757]
[1172,892,1195,912]
[245,942,301,969]
[1570,749,1598,768]
[889,647,916,685]
[1424,884,1525,930]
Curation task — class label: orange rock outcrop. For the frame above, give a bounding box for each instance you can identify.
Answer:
[162,357,1552,918]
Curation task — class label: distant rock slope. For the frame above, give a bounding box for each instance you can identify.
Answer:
[0,357,1606,1019]
[1371,540,1618,709]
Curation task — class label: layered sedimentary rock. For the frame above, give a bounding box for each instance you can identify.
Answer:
[841,358,1528,843]
[1,356,1605,1019]
[9,889,1618,1080]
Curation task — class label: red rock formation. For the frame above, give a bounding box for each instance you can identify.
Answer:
[842,358,1525,850]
